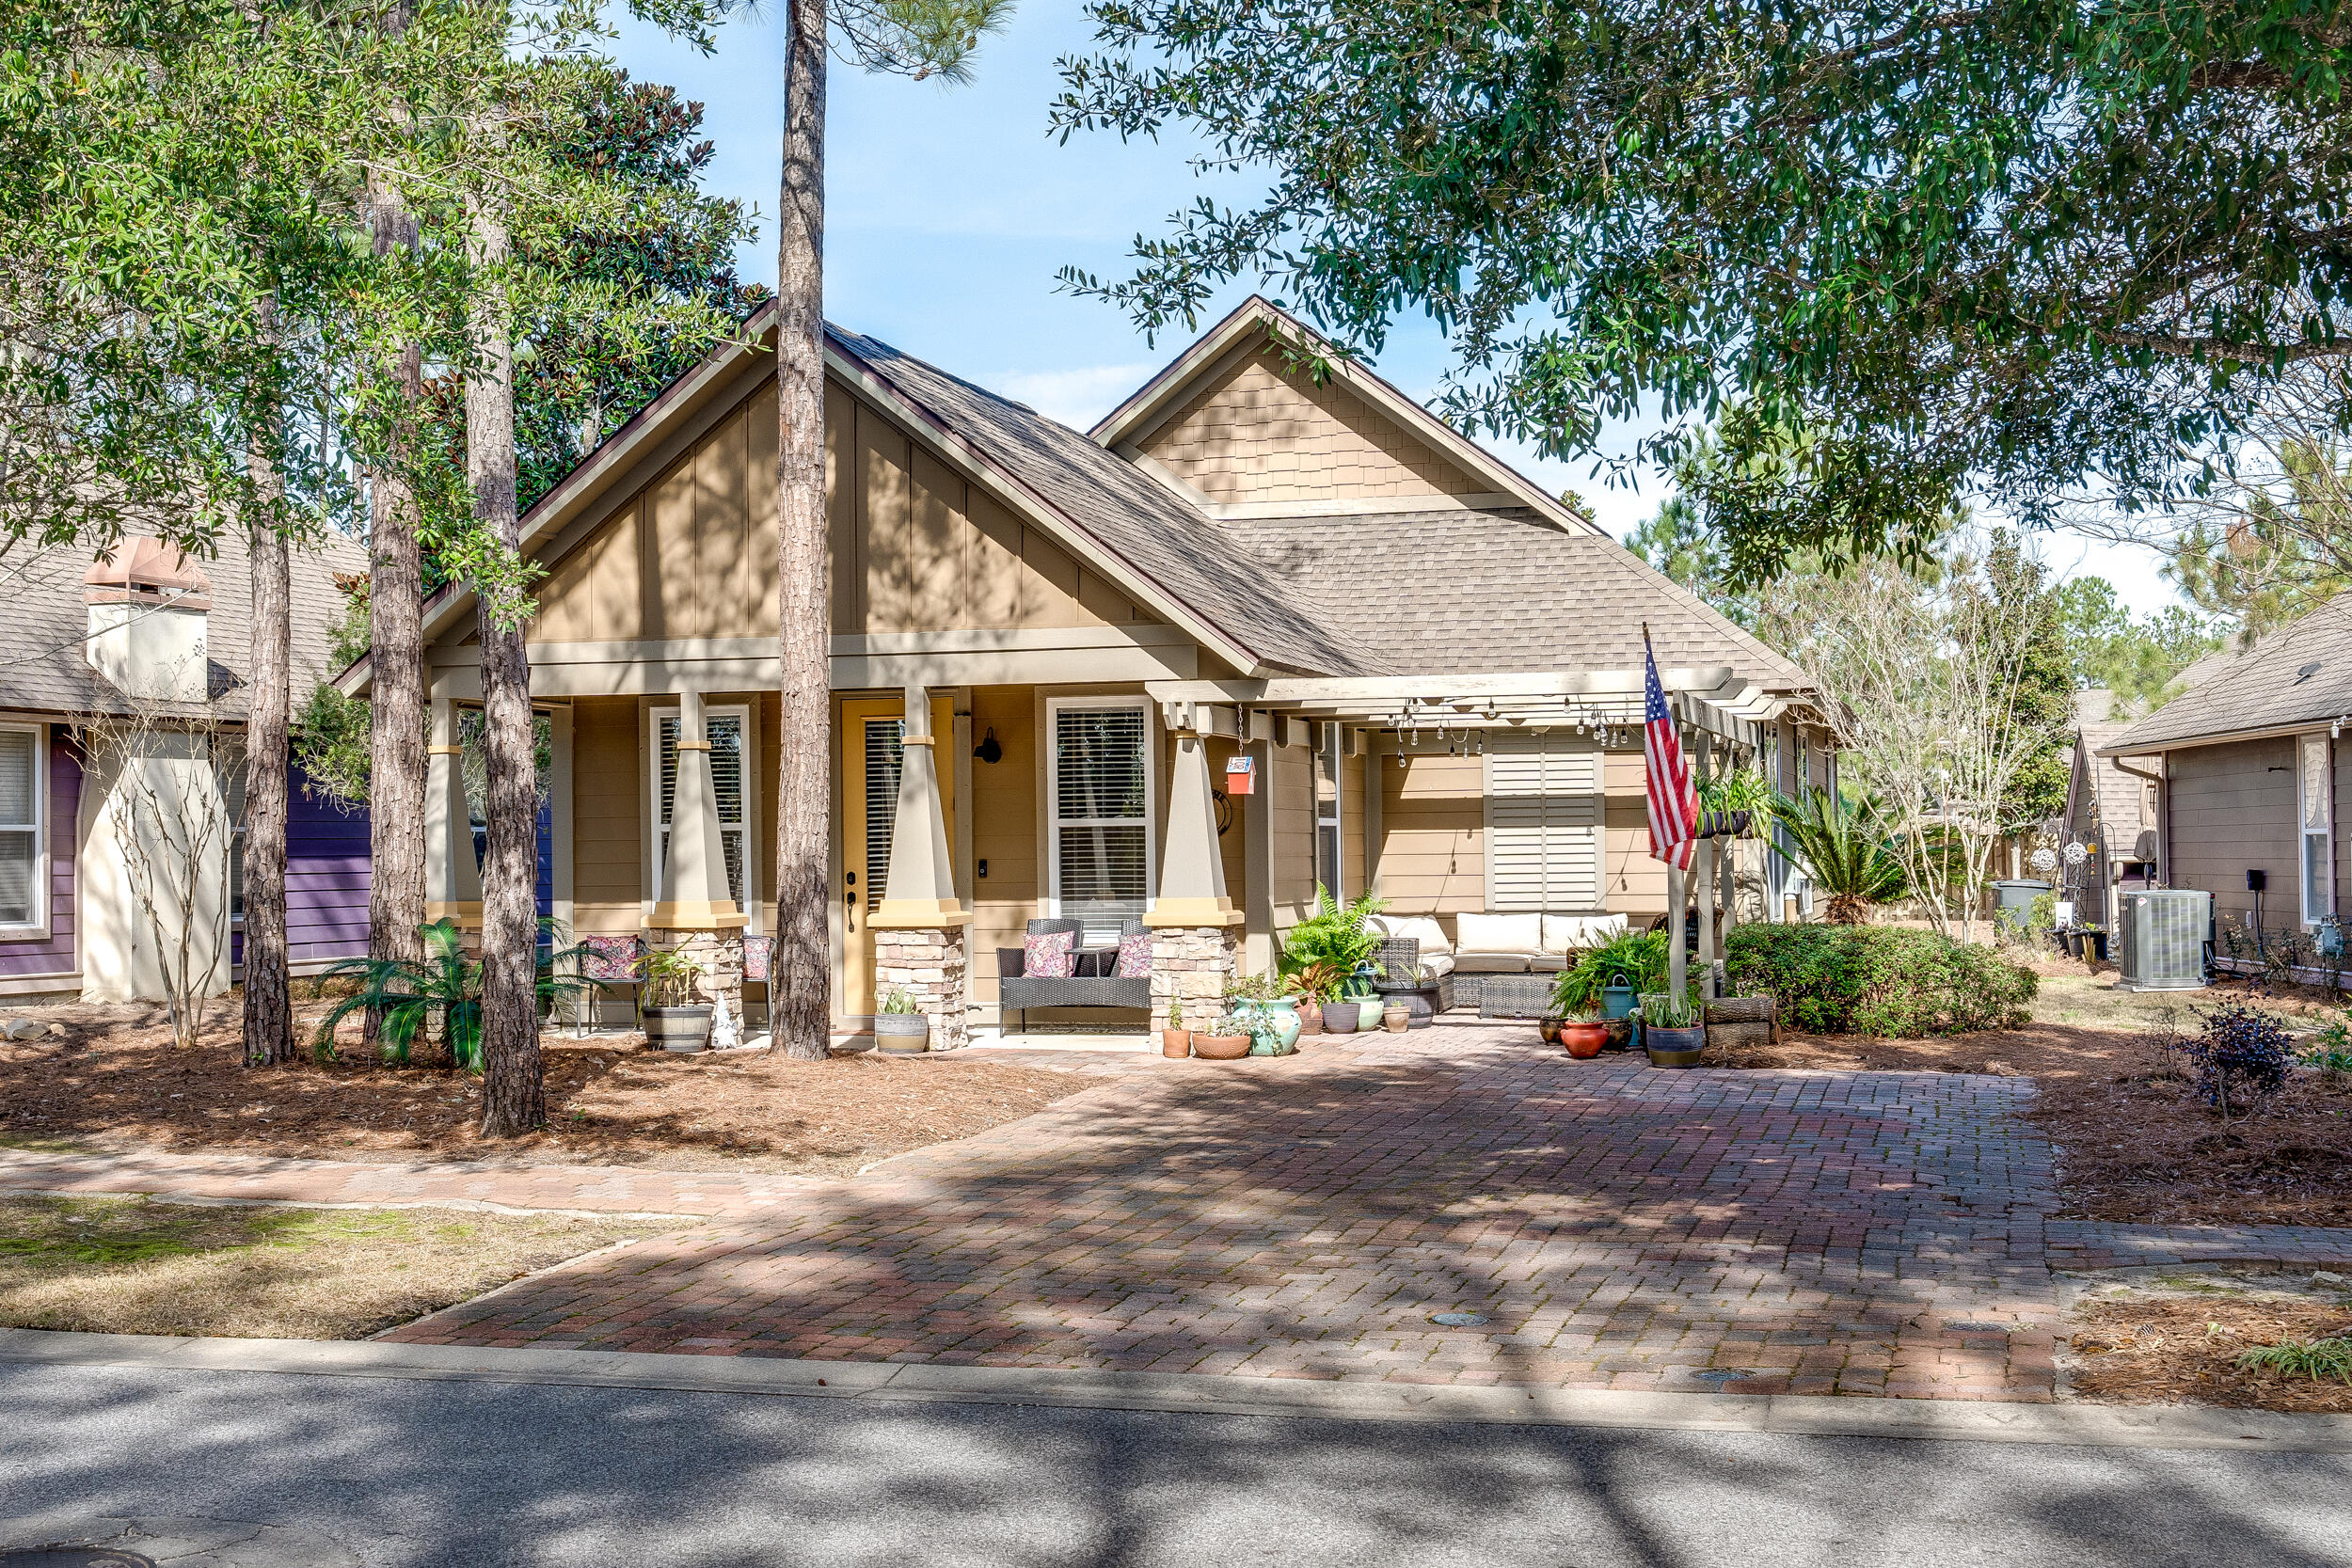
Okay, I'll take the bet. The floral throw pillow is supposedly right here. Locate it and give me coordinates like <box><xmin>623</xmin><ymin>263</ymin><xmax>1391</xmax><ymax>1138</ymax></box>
<box><xmin>1115</xmin><ymin>930</ymin><xmax>1153</xmax><ymax>978</ymax></box>
<box><xmin>1022</xmin><ymin>928</ymin><xmax>1077</xmax><ymax>979</ymax></box>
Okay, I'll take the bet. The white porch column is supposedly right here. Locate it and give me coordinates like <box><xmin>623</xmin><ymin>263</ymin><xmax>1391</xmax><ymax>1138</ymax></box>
<box><xmin>1692</xmin><ymin>729</ymin><xmax>1718</xmax><ymax>999</ymax></box>
<box><xmin>424</xmin><ymin>694</ymin><xmax>481</xmax><ymax>929</ymax></box>
<box><xmin>868</xmin><ymin>684</ymin><xmax>970</xmax><ymax>1050</ymax></box>
<box><xmin>650</xmin><ymin>689</ymin><xmax>747</xmax><ymax>1045</ymax></box>
<box><xmin>1144</xmin><ymin>715</ymin><xmax>1244</xmax><ymax>1030</ymax></box>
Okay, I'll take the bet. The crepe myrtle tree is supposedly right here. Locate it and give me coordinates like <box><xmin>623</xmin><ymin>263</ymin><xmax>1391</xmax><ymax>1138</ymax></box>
<box><xmin>1052</xmin><ymin>0</ymin><xmax>2352</xmax><ymax>579</ymax></box>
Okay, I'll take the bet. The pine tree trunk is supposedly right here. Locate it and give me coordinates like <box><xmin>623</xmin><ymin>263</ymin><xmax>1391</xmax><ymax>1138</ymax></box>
<box><xmin>772</xmin><ymin>0</ymin><xmax>831</xmax><ymax>1059</ymax></box>
<box><xmin>366</xmin><ymin>178</ymin><xmax>427</xmax><ymax>1040</ymax></box>
<box><xmin>467</xmin><ymin>196</ymin><xmax>543</xmax><ymax>1137</ymax></box>
<box><xmin>243</xmin><ymin>425</ymin><xmax>293</xmax><ymax>1068</ymax></box>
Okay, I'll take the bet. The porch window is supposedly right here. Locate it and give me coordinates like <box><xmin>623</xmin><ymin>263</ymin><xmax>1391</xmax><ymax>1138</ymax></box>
<box><xmin>2301</xmin><ymin>732</ymin><xmax>2334</xmax><ymax>927</ymax></box>
<box><xmin>1484</xmin><ymin>731</ymin><xmax>1601</xmax><ymax>911</ymax></box>
<box><xmin>1048</xmin><ymin>698</ymin><xmax>1152</xmax><ymax>941</ymax></box>
<box><xmin>0</xmin><ymin>725</ymin><xmax>40</xmax><ymax>930</ymax></box>
<box><xmin>654</xmin><ymin>705</ymin><xmax>749</xmax><ymax>910</ymax></box>
<box><xmin>1314</xmin><ymin>723</ymin><xmax>1343</xmax><ymax>895</ymax></box>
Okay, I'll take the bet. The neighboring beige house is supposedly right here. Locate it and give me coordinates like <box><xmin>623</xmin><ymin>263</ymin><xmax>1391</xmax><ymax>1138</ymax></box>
<box><xmin>344</xmin><ymin>296</ymin><xmax>1822</xmax><ymax>1040</ymax></box>
<box><xmin>2063</xmin><ymin>691</ymin><xmax>2159</xmax><ymax>928</ymax></box>
<box><xmin>2100</xmin><ymin>594</ymin><xmax>2351</xmax><ymax>947</ymax></box>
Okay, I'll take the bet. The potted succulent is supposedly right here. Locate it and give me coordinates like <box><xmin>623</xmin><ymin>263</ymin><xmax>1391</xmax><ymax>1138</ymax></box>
<box><xmin>640</xmin><ymin>945</ymin><xmax>713</xmax><ymax>1052</ymax></box>
<box><xmin>1640</xmin><ymin>990</ymin><xmax>1707</xmax><ymax>1068</ymax></box>
<box><xmin>1193</xmin><ymin>1011</ymin><xmax>1253</xmax><ymax>1059</ymax></box>
<box><xmin>1558</xmin><ymin>1009</ymin><xmax>1609</xmax><ymax>1059</ymax></box>
<box><xmin>1161</xmin><ymin>997</ymin><xmax>1192</xmax><ymax>1059</ymax></box>
<box><xmin>874</xmin><ymin>988</ymin><xmax>930</xmax><ymax>1054</ymax></box>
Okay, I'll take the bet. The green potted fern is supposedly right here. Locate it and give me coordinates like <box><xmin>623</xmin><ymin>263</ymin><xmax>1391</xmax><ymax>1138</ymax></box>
<box><xmin>875</xmin><ymin>988</ymin><xmax>930</xmax><ymax>1053</ymax></box>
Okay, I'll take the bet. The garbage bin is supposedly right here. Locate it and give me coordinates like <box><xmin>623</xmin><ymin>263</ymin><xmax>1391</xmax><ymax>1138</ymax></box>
<box><xmin>1993</xmin><ymin>879</ymin><xmax>2051</xmax><ymax>932</ymax></box>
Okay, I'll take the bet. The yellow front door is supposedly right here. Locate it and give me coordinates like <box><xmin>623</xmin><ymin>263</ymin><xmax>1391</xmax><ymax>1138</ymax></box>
<box><xmin>839</xmin><ymin>694</ymin><xmax>957</xmax><ymax>1016</ymax></box>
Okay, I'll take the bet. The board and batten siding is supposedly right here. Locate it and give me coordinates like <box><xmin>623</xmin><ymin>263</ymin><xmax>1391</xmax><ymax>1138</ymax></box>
<box><xmin>528</xmin><ymin>379</ymin><xmax>1159</xmax><ymax>647</ymax></box>
<box><xmin>0</xmin><ymin>725</ymin><xmax>79</xmax><ymax>981</ymax></box>
<box><xmin>968</xmin><ymin>685</ymin><xmax>1039</xmax><ymax>1012</ymax></box>
<box><xmin>570</xmin><ymin>695</ymin><xmax>644</xmax><ymax>935</ymax></box>
<box><xmin>2166</xmin><ymin>736</ymin><xmax>2299</xmax><ymax>932</ymax></box>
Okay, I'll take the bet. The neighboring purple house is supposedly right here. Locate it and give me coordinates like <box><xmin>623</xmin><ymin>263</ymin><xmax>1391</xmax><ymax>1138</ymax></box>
<box><xmin>0</xmin><ymin>534</ymin><xmax>372</xmax><ymax>1002</ymax></box>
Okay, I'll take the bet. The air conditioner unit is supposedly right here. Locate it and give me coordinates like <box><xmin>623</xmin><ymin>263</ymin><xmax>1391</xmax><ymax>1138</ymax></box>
<box><xmin>2116</xmin><ymin>889</ymin><xmax>2211</xmax><ymax>991</ymax></box>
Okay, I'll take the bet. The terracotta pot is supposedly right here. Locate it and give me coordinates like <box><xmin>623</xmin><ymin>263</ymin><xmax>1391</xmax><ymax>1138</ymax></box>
<box><xmin>1296</xmin><ymin>1003</ymin><xmax>1324</xmax><ymax>1037</ymax></box>
<box><xmin>1382</xmin><ymin>1005</ymin><xmax>1409</xmax><ymax>1034</ymax></box>
<box><xmin>1161</xmin><ymin>1028</ymin><xmax>1191</xmax><ymax>1059</ymax></box>
<box><xmin>1559</xmin><ymin>1021</ymin><xmax>1608</xmax><ymax>1058</ymax></box>
<box><xmin>1193</xmin><ymin>1032</ymin><xmax>1251</xmax><ymax>1060</ymax></box>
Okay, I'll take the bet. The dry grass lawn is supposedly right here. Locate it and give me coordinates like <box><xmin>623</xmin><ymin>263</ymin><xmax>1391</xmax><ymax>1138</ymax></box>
<box><xmin>0</xmin><ymin>1196</ymin><xmax>664</xmax><ymax>1338</ymax></box>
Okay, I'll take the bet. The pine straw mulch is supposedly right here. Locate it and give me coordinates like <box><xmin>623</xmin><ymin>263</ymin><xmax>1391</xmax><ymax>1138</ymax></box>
<box><xmin>2065</xmin><ymin>1282</ymin><xmax>2352</xmax><ymax>1414</ymax></box>
<box><xmin>0</xmin><ymin>1000</ymin><xmax>1085</xmax><ymax>1174</ymax></box>
<box><xmin>1702</xmin><ymin>971</ymin><xmax>2352</xmax><ymax>1229</ymax></box>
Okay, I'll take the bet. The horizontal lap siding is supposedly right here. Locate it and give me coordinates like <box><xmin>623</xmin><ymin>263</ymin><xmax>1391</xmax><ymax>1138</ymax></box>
<box><xmin>0</xmin><ymin>726</ymin><xmax>79</xmax><ymax>978</ymax></box>
<box><xmin>1376</xmin><ymin>752</ymin><xmax>1484</xmax><ymax>923</ymax></box>
<box><xmin>1270</xmin><ymin>742</ymin><xmax>1317</xmax><ymax>929</ymax></box>
<box><xmin>285</xmin><ymin>765</ymin><xmax>372</xmax><ymax>963</ymax></box>
<box><xmin>1604</xmin><ymin>751</ymin><xmax>1668</xmax><ymax>917</ymax></box>
<box><xmin>2168</xmin><ymin>737</ymin><xmax>2297</xmax><ymax>931</ymax></box>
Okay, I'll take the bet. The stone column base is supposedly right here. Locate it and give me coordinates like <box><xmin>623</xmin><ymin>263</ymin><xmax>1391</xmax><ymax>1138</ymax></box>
<box><xmin>1149</xmin><ymin>926</ymin><xmax>1240</xmax><ymax>1032</ymax></box>
<box><xmin>653</xmin><ymin>927</ymin><xmax>746</xmax><ymax>1049</ymax></box>
<box><xmin>873</xmin><ymin>926</ymin><xmax>968</xmax><ymax>1052</ymax></box>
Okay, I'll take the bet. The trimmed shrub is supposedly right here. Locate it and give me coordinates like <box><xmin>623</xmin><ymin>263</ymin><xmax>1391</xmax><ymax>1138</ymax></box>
<box><xmin>1724</xmin><ymin>925</ymin><xmax>2037</xmax><ymax>1037</ymax></box>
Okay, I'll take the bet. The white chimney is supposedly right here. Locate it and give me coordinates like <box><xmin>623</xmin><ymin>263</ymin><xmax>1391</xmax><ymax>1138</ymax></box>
<box><xmin>84</xmin><ymin>539</ymin><xmax>213</xmax><ymax>703</ymax></box>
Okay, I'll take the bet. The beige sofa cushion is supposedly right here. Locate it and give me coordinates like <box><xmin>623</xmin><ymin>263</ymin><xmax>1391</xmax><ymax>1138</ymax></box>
<box><xmin>1455</xmin><ymin>911</ymin><xmax>1545</xmax><ymax>957</ymax></box>
<box><xmin>1452</xmin><ymin>952</ymin><xmax>1533</xmax><ymax>974</ymax></box>
<box><xmin>1543</xmin><ymin>913</ymin><xmax>1629</xmax><ymax>955</ymax></box>
<box><xmin>1368</xmin><ymin>913</ymin><xmax>1454</xmax><ymax>958</ymax></box>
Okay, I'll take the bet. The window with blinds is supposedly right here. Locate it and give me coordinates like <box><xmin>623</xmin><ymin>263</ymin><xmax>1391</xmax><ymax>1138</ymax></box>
<box><xmin>863</xmin><ymin>718</ymin><xmax>903</xmax><ymax>912</ymax></box>
<box><xmin>1314</xmin><ymin>724</ymin><xmax>1343</xmax><ymax>895</ymax></box>
<box><xmin>2302</xmin><ymin>732</ymin><xmax>2334</xmax><ymax>926</ymax></box>
<box><xmin>1049</xmin><ymin>700</ymin><xmax>1152</xmax><ymax>941</ymax></box>
<box><xmin>0</xmin><ymin>727</ymin><xmax>40</xmax><ymax>928</ymax></box>
<box><xmin>1484</xmin><ymin>732</ymin><xmax>1601</xmax><ymax>911</ymax></box>
<box><xmin>656</xmin><ymin>709</ymin><xmax>748</xmax><ymax>908</ymax></box>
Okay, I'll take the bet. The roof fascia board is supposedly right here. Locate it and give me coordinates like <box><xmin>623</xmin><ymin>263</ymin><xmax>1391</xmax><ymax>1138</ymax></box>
<box><xmin>2097</xmin><ymin>719</ymin><xmax>2345</xmax><ymax>756</ymax></box>
<box><xmin>1095</xmin><ymin>296</ymin><xmax>1602</xmax><ymax>538</ymax></box>
<box><xmin>823</xmin><ymin>338</ymin><xmax>1265</xmax><ymax>677</ymax></box>
<box><xmin>1147</xmin><ymin>668</ymin><xmax>1742</xmax><ymax>705</ymax></box>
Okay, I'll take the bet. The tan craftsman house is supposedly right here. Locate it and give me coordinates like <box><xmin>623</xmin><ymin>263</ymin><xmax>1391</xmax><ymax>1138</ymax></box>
<box><xmin>345</xmin><ymin>297</ymin><xmax>1823</xmax><ymax>1043</ymax></box>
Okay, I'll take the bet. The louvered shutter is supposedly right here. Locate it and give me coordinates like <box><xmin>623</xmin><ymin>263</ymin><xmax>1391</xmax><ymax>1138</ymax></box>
<box><xmin>1485</xmin><ymin>734</ymin><xmax>1601</xmax><ymax>911</ymax></box>
<box><xmin>863</xmin><ymin>719</ymin><xmax>903</xmax><ymax>912</ymax></box>
<box><xmin>1052</xmin><ymin>703</ymin><xmax>1150</xmax><ymax>942</ymax></box>
<box><xmin>657</xmin><ymin>711</ymin><xmax>748</xmax><ymax>907</ymax></box>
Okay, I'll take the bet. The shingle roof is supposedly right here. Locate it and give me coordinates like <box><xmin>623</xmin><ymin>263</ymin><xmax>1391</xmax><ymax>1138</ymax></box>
<box><xmin>2106</xmin><ymin>593</ymin><xmax>2352</xmax><ymax>752</ymax></box>
<box><xmin>0</xmin><ymin>530</ymin><xmax>364</xmax><ymax>721</ymax></box>
<box><xmin>2074</xmin><ymin>721</ymin><xmax>2150</xmax><ymax>850</ymax></box>
<box><xmin>1232</xmin><ymin>508</ymin><xmax>1810</xmax><ymax>686</ymax></box>
<box><xmin>834</xmin><ymin>333</ymin><xmax>1795</xmax><ymax>689</ymax></box>
<box><xmin>831</xmin><ymin>328</ymin><xmax>1377</xmax><ymax>676</ymax></box>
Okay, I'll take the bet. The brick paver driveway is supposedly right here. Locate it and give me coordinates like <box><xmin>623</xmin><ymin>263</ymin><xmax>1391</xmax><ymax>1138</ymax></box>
<box><xmin>389</xmin><ymin>1026</ymin><xmax>2085</xmax><ymax>1401</ymax></box>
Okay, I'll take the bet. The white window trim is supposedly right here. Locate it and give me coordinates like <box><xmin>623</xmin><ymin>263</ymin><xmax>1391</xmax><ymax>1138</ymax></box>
<box><xmin>1044</xmin><ymin>694</ymin><xmax>1157</xmax><ymax>920</ymax></box>
<box><xmin>1314</xmin><ymin>722</ymin><xmax>1344</xmax><ymax>898</ymax></box>
<box><xmin>646</xmin><ymin>701</ymin><xmax>761</xmax><ymax>930</ymax></box>
<box><xmin>2299</xmin><ymin>730</ymin><xmax>2336</xmax><ymax>928</ymax></box>
<box><xmin>0</xmin><ymin>721</ymin><xmax>47</xmax><ymax>941</ymax></box>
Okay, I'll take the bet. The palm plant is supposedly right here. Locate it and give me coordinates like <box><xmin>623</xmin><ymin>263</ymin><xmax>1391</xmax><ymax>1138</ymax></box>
<box><xmin>1772</xmin><ymin>788</ymin><xmax>1909</xmax><ymax>924</ymax></box>
<box><xmin>312</xmin><ymin>919</ymin><xmax>596</xmax><ymax>1069</ymax></box>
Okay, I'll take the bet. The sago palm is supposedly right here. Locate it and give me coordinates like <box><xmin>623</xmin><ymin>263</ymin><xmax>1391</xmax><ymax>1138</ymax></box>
<box><xmin>313</xmin><ymin>918</ymin><xmax>596</xmax><ymax>1069</ymax></box>
<box><xmin>1772</xmin><ymin>789</ymin><xmax>1908</xmax><ymax>924</ymax></box>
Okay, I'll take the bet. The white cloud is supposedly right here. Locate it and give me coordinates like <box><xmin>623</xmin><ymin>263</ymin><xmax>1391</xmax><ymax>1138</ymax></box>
<box><xmin>990</xmin><ymin>364</ymin><xmax>1161</xmax><ymax>430</ymax></box>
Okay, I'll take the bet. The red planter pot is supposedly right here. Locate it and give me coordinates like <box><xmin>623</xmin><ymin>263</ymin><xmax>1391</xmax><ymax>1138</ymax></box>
<box><xmin>1558</xmin><ymin>1022</ymin><xmax>1609</xmax><ymax>1059</ymax></box>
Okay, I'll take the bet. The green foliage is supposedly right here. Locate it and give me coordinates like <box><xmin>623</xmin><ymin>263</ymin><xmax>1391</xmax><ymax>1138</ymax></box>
<box><xmin>312</xmin><ymin>918</ymin><xmax>595</xmax><ymax>1069</ymax></box>
<box><xmin>1724</xmin><ymin>926</ymin><xmax>2038</xmax><ymax>1037</ymax></box>
<box><xmin>1638</xmin><ymin>990</ymin><xmax>1701</xmax><ymax>1030</ymax></box>
<box><xmin>1278</xmin><ymin>884</ymin><xmax>1387</xmax><ymax>998</ymax></box>
<box><xmin>2304</xmin><ymin>1017</ymin><xmax>2352</xmax><ymax>1084</ymax></box>
<box><xmin>2056</xmin><ymin>578</ymin><xmax>2222</xmax><ymax>719</ymax></box>
<box><xmin>639</xmin><ymin>945</ymin><xmax>706</xmax><ymax>1010</ymax></box>
<box><xmin>1050</xmin><ymin>0</ymin><xmax>2352</xmax><ymax>574</ymax></box>
<box><xmin>2236</xmin><ymin>1338</ymin><xmax>2352</xmax><ymax>1385</ymax></box>
<box><xmin>1700</xmin><ymin>765</ymin><xmax>1773</xmax><ymax>818</ymax></box>
<box><xmin>294</xmin><ymin>685</ymin><xmax>373</xmax><ymax>811</ymax></box>
<box><xmin>1772</xmin><ymin>790</ymin><xmax>1908</xmax><ymax>924</ymax></box>
<box><xmin>1550</xmin><ymin>930</ymin><xmax>1669</xmax><ymax>1014</ymax></box>
<box><xmin>1971</xmin><ymin>533</ymin><xmax>2074</xmax><ymax>829</ymax></box>
<box><xmin>2168</xmin><ymin>438</ymin><xmax>2352</xmax><ymax>641</ymax></box>
<box><xmin>879</xmin><ymin>988</ymin><xmax>919</xmax><ymax>1015</ymax></box>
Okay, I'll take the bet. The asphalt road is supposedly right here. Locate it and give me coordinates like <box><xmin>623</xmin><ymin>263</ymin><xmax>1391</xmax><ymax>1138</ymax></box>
<box><xmin>5</xmin><ymin>1363</ymin><xmax>2349</xmax><ymax>1567</ymax></box>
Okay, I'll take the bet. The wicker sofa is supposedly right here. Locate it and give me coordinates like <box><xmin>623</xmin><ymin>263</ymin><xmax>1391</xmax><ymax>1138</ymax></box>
<box><xmin>995</xmin><ymin>917</ymin><xmax>1150</xmax><ymax>1028</ymax></box>
<box><xmin>1365</xmin><ymin>912</ymin><xmax>1629</xmax><ymax>1016</ymax></box>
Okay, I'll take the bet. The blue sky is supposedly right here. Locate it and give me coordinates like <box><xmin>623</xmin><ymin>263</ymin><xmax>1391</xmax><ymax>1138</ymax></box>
<box><xmin>610</xmin><ymin>4</ymin><xmax>2181</xmax><ymax>610</ymax></box>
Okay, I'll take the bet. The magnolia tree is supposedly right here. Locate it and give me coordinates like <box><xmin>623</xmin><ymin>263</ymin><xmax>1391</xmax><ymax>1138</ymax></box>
<box><xmin>1755</xmin><ymin>534</ymin><xmax>2072</xmax><ymax>943</ymax></box>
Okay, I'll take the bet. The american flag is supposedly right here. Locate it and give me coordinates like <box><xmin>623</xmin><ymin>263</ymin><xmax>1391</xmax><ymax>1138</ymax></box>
<box><xmin>1643</xmin><ymin>627</ymin><xmax>1699</xmax><ymax>871</ymax></box>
